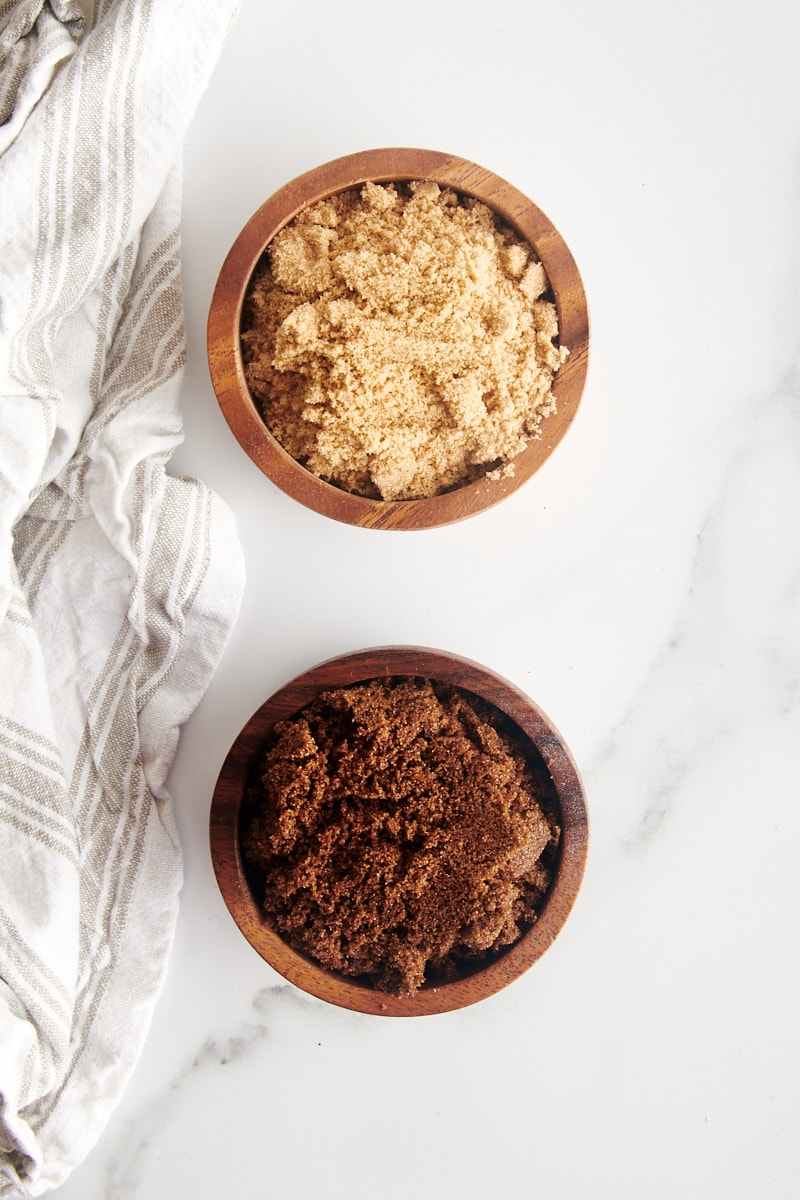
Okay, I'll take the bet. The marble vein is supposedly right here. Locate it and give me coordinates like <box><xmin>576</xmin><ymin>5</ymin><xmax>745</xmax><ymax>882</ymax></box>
<box><xmin>99</xmin><ymin>984</ymin><xmax>318</xmax><ymax>1200</ymax></box>
<box><xmin>586</xmin><ymin>347</ymin><xmax>800</xmax><ymax>854</ymax></box>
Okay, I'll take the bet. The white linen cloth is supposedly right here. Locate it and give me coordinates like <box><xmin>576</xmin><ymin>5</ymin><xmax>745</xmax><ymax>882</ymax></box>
<box><xmin>0</xmin><ymin>1</ymin><xmax>244</xmax><ymax>1193</ymax></box>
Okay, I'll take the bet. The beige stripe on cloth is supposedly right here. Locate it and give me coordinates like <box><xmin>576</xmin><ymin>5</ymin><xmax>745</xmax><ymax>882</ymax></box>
<box><xmin>0</xmin><ymin>1</ymin><xmax>244</xmax><ymax>1194</ymax></box>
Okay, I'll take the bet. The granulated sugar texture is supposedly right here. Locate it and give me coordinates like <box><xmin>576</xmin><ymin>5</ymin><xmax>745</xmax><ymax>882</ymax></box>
<box><xmin>240</xmin><ymin>678</ymin><xmax>561</xmax><ymax>997</ymax></box>
<box><xmin>241</xmin><ymin>180</ymin><xmax>568</xmax><ymax>501</ymax></box>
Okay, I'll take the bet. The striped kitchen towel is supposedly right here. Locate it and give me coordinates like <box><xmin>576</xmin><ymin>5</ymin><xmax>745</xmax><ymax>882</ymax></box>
<box><xmin>0</xmin><ymin>1</ymin><xmax>244</xmax><ymax>1194</ymax></box>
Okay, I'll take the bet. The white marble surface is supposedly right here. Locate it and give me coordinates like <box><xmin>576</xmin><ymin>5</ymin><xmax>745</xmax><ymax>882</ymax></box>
<box><xmin>55</xmin><ymin>1</ymin><xmax>800</xmax><ymax>1196</ymax></box>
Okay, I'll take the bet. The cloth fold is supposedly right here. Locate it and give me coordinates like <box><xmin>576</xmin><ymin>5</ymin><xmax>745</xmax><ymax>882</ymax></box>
<box><xmin>0</xmin><ymin>1</ymin><xmax>244</xmax><ymax>1194</ymax></box>
<box><xmin>0</xmin><ymin>0</ymin><xmax>91</xmax><ymax>156</ymax></box>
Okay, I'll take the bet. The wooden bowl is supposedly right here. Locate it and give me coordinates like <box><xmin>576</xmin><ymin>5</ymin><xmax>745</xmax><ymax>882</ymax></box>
<box><xmin>209</xmin><ymin>647</ymin><xmax>588</xmax><ymax>1016</ymax></box>
<box><xmin>207</xmin><ymin>148</ymin><xmax>589</xmax><ymax>530</ymax></box>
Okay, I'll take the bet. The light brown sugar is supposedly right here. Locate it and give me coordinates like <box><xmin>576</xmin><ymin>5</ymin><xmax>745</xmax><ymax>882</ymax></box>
<box><xmin>241</xmin><ymin>180</ymin><xmax>567</xmax><ymax>501</ymax></box>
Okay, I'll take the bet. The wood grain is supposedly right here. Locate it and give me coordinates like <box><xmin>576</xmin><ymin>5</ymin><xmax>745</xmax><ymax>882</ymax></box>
<box><xmin>206</xmin><ymin>148</ymin><xmax>590</xmax><ymax>531</ymax></box>
<box><xmin>209</xmin><ymin>647</ymin><xmax>589</xmax><ymax>1017</ymax></box>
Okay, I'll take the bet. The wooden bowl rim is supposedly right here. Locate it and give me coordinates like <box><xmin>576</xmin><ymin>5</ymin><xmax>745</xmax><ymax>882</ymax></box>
<box><xmin>206</xmin><ymin>147</ymin><xmax>590</xmax><ymax>531</ymax></box>
<box><xmin>209</xmin><ymin>646</ymin><xmax>589</xmax><ymax>1017</ymax></box>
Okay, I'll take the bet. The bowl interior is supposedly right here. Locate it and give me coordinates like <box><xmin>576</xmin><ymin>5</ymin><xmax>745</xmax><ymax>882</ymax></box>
<box><xmin>209</xmin><ymin>647</ymin><xmax>588</xmax><ymax>1016</ymax></box>
<box><xmin>207</xmin><ymin>149</ymin><xmax>589</xmax><ymax>531</ymax></box>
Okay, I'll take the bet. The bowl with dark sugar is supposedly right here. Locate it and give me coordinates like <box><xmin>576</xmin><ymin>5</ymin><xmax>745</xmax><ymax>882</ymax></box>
<box><xmin>206</xmin><ymin>148</ymin><xmax>589</xmax><ymax>531</ymax></box>
<box><xmin>209</xmin><ymin>646</ymin><xmax>588</xmax><ymax>1016</ymax></box>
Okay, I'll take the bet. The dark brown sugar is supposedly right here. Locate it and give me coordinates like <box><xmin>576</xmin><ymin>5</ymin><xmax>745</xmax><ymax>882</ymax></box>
<box><xmin>240</xmin><ymin>677</ymin><xmax>561</xmax><ymax>997</ymax></box>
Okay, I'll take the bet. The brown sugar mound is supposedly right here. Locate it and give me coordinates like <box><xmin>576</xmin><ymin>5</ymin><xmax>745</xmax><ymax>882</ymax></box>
<box><xmin>240</xmin><ymin>180</ymin><xmax>568</xmax><ymax>501</ymax></box>
<box><xmin>240</xmin><ymin>677</ymin><xmax>561</xmax><ymax>997</ymax></box>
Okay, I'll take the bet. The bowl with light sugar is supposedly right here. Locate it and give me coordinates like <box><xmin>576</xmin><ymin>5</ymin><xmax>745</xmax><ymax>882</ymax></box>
<box><xmin>207</xmin><ymin>148</ymin><xmax>589</xmax><ymax>530</ymax></box>
<box><xmin>209</xmin><ymin>646</ymin><xmax>589</xmax><ymax>1016</ymax></box>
